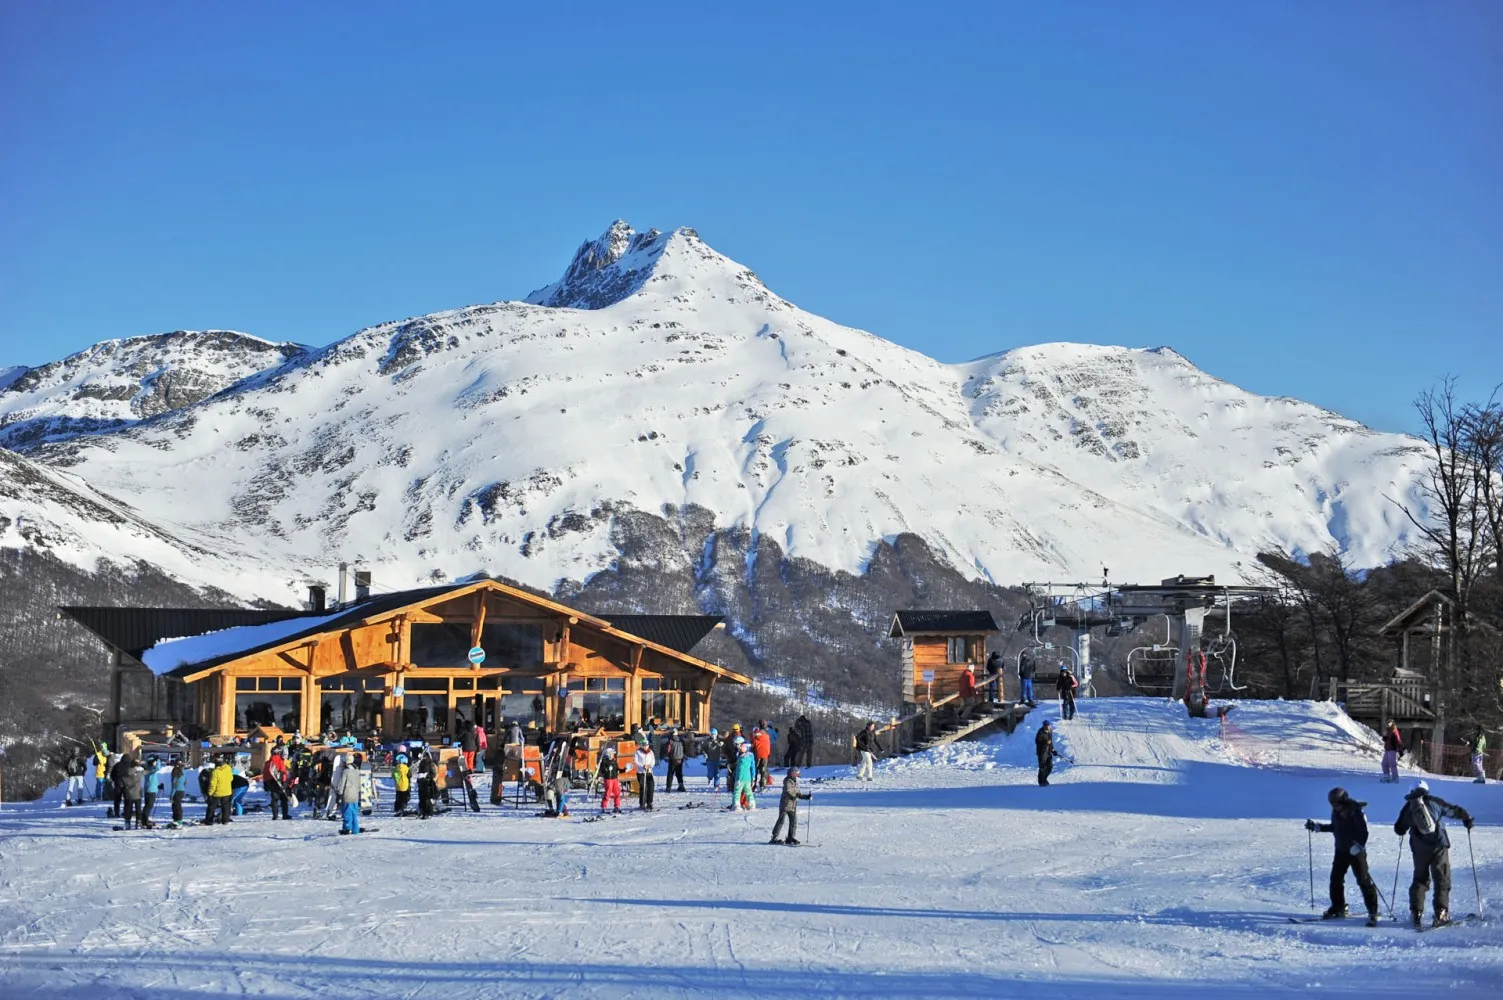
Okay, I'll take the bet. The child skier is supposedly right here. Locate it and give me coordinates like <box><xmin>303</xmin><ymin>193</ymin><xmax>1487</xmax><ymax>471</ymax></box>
<box><xmin>731</xmin><ymin>737</ymin><xmax>757</xmax><ymax>810</ymax></box>
<box><xmin>1393</xmin><ymin>780</ymin><xmax>1474</xmax><ymax>928</ymax></box>
<box><xmin>1304</xmin><ymin>787</ymin><xmax>1380</xmax><ymax>925</ymax></box>
<box><xmin>392</xmin><ymin>753</ymin><xmax>411</xmax><ymax>815</ymax></box>
<box><xmin>599</xmin><ymin>745</ymin><xmax>623</xmax><ymax>814</ymax></box>
<box><xmin>768</xmin><ymin>766</ymin><xmax>812</xmax><ymax>845</ymax></box>
<box><xmin>634</xmin><ymin>742</ymin><xmax>656</xmax><ymax>811</ymax></box>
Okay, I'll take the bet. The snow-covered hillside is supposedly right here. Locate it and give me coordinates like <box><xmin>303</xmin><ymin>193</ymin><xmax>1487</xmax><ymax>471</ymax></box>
<box><xmin>0</xmin><ymin>698</ymin><xmax>1497</xmax><ymax>998</ymax></box>
<box><xmin>2</xmin><ymin>222</ymin><xmax>1430</xmax><ymax>604</ymax></box>
<box><xmin>0</xmin><ymin>330</ymin><xmax>307</xmax><ymax>451</ymax></box>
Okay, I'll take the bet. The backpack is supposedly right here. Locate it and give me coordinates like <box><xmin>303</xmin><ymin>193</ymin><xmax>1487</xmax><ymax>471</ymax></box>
<box><xmin>1407</xmin><ymin>796</ymin><xmax>1440</xmax><ymax>843</ymax></box>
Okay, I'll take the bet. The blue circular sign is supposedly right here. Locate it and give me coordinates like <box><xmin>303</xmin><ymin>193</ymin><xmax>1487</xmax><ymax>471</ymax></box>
<box><xmin>467</xmin><ymin>646</ymin><xmax>486</xmax><ymax>665</ymax></box>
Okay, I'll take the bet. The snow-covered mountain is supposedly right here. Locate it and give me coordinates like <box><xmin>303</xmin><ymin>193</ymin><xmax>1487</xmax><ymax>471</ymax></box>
<box><xmin>4</xmin><ymin>222</ymin><xmax>1430</xmax><ymax>603</ymax></box>
<box><xmin>0</xmin><ymin>330</ymin><xmax>308</xmax><ymax>450</ymax></box>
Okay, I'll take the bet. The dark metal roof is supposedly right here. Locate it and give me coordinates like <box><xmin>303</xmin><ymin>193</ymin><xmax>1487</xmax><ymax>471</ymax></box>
<box><xmin>600</xmin><ymin>615</ymin><xmax>723</xmax><ymax>654</ymax></box>
<box><xmin>60</xmin><ymin>606</ymin><xmax>308</xmax><ymax>660</ymax></box>
<box><xmin>889</xmin><ymin>610</ymin><xmax>999</xmax><ymax>637</ymax></box>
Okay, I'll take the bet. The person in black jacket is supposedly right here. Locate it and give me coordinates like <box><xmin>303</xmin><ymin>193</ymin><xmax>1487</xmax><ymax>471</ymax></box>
<box><xmin>769</xmin><ymin>767</ymin><xmax>813</xmax><ymax>845</ymax></box>
<box><xmin>1394</xmin><ymin>780</ymin><xmax>1473</xmax><ymax>928</ymax></box>
<box><xmin>109</xmin><ymin>753</ymin><xmax>133</xmax><ymax>819</ymax></box>
<box><xmin>985</xmin><ymin>649</ymin><xmax>1003</xmax><ymax>702</ymax></box>
<box><xmin>1304</xmin><ymin>787</ymin><xmax>1380</xmax><ymax>924</ymax></box>
<box><xmin>853</xmin><ymin>723</ymin><xmax>882</xmax><ymax>781</ymax></box>
<box><xmin>1035</xmin><ymin>721</ymin><xmax>1059</xmax><ymax>786</ymax></box>
<box><xmin>664</xmin><ymin>731</ymin><xmax>687</xmax><ymax>792</ymax></box>
<box><xmin>1056</xmin><ymin>666</ymin><xmax>1077</xmax><ymax>720</ymax></box>
<box><xmin>795</xmin><ymin>715</ymin><xmax>814</xmax><ymax>768</ymax></box>
<box><xmin>1018</xmin><ymin>650</ymin><xmax>1037</xmax><ymax>706</ymax></box>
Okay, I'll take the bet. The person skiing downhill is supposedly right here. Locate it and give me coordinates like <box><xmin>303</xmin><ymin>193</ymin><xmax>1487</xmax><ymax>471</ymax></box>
<box><xmin>1056</xmin><ymin>666</ymin><xmax>1078</xmax><ymax>720</ymax></box>
<box><xmin>1304</xmin><ymin>787</ymin><xmax>1380</xmax><ymax>925</ymax></box>
<box><xmin>1393</xmin><ymin>780</ymin><xmax>1474</xmax><ymax>928</ymax></box>
<box><xmin>769</xmin><ymin>766</ymin><xmax>812</xmax><ymax>845</ymax></box>
<box><xmin>1036</xmin><ymin>720</ymin><xmax>1061</xmax><ymax>786</ymax></box>
<box><xmin>1381</xmin><ymin>719</ymin><xmax>1403</xmax><ymax>782</ymax></box>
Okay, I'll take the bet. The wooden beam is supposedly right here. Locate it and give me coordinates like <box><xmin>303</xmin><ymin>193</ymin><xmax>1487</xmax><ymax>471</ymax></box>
<box><xmin>470</xmin><ymin>592</ymin><xmax>488</xmax><ymax>670</ymax></box>
<box><xmin>629</xmin><ymin>645</ymin><xmax>645</xmax><ymax>674</ymax></box>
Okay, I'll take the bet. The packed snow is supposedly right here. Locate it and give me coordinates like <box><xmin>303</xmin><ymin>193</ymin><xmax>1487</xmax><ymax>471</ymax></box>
<box><xmin>2</xmin><ymin>222</ymin><xmax>1432</xmax><ymax>606</ymax></box>
<box><xmin>1</xmin><ymin>698</ymin><xmax>1497</xmax><ymax>998</ymax></box>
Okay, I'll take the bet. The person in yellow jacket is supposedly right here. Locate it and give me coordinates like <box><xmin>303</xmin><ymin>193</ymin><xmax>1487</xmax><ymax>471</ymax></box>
<box><xmin>92</xmin><ymin>743</ymin><xmax>109</xmax><ymax>801</ymax></box>
<box><xmin>392</xmin><ymin>755</ymin><xmax>412</xmax><ymax>815</ymax></box>
<box><xmin>208</xmin><ymin>758</ymin><xmax>235</xmax><ymax>826</ymax></box>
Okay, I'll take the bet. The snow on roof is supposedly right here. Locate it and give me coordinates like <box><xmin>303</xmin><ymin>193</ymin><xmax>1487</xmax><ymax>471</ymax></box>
<box><xmin>140</xmin><ymin>609</ymin><xmax>348</xmax><ymax>676</ymax></box>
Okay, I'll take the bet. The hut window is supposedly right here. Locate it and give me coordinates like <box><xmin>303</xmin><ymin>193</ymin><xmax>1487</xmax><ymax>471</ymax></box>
<box><xmin>947</xmin><ymin>637</ymin><xmax>978</xmax><ymax>663</ymax></box>
<box><xmin>479</xmin><ymin>624</ymin><xmax>544</xmax><ymax>670</ymax></box>
<box><xmin>410</xmin><ymin>623</ymin><xmax>473</xmax><ymax>667</ymax></box>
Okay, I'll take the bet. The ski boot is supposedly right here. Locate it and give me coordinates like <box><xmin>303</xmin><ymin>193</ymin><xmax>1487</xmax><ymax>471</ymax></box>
<box><xmin>1366</xmin><ymin>911</ymin><xmax>1380</xmax><ymax>927</ymax></box>
<box><xmin>1433</xmin><ymin>908</ymin><xmax>1450</xmax><ymax>928</ymax></box>
<box><xmin>1320</xmin><ymin>905</ymin><xmax>1348</xmax><ymax>920</ymax></box>
<box><xmin>1411</xmin><ymin>911</ymin><xmax>1423</xmax><ymax>930</ymax></box>
<box><xmin>785</xmin><ymin>838</ymin><xmax>800</xmax><ymax>846</ymax></box>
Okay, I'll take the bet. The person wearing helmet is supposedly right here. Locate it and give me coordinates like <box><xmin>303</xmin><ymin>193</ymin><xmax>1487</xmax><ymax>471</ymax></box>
<box><xmin>1380</xmin><ymin>719</ymin><xmax>1404</xmax><ymax>782</ymax></box>
<box><xmin>730</xmin><ymin>736</ymin><xmax>757</xmax><ymax>811</ymax></box>
<box><xmin>392</xmin><ymin>753</ymin><xmax>412</xmax><ymax>816</ymax></box>
<box><xmin>1394</xmin><ymin>779</ymin><xmax>1474</xmax><ymax>928</ymax></box>
<box><xmin>705</xmin><ymin>728</ymin><xmax>723</xmax><ymax>792</ymax></box>
<box><xmin>1056</xmin><ymin>665</ymin><xmax>1078</xmax><ymax>721</ymax></box>
<box><xmin>769</xmin><ymin>765</ymin><xmax>812</xmax><ymax>845</ymax></box>
<box><xmin>598</xmin><ymin>744</ymin><xmax>623</xmax><ymax>814</ymax></box>
<box><xmin>263</xmin><ymin>748</ymin><xmax>291</xmax><ymax>821</ymax></box>
<box><xmin>1304</xmin><ymin>787</ymin><xmax>1380</xmax><ymax>925</ymax></box>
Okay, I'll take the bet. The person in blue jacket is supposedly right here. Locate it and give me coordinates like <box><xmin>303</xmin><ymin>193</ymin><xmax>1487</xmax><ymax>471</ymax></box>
<box><xmin>169</xmin><ymin>762</ymin><xmax>188</xmax><ymax>825</ymax></box>
<box><xmin>140</xmin><ymin>757</ymin><xmax>162</xmax><ymax>829</ymax></box>
<box><xmin>1304</xmin><ymin>787</ymin><xmax>1379</xmax><ymax>925</ymax></box>
<box><xmin>730</xmin><ymin>737</ymin><xmax>757</xmax><ymax>811</ymax></box>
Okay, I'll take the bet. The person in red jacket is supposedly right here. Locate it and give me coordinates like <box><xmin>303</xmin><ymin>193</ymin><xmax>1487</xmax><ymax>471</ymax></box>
<box><xmin>957</xmin><ymin>664</ymin><xmax>979</xmax><ymax>722</ymax></box>
<box><xmin>263</xmin><ymin>749</ymin><xmax>292</xmax><ymax>820</ymax></box>
<box><xmin>1381</xmin><ymin>719</ymin><xmax>1403</xmax><ymax>783</ymax></box>
<box><xmin>752</xmin><ymin>725</ymin><xmax>772</xmax><ymax>792</ymax></box>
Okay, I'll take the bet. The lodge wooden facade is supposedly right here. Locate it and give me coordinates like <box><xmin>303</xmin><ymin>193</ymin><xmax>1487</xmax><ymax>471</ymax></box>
<box><xmin>889</xmin><ymin>610</ymin><xmax>1001</xmax><ymax>705</ymax></box>
<box><xmin>64</xmin><ymin>580</ymin><xmax>748</xmax><ymax>744</ymax></box>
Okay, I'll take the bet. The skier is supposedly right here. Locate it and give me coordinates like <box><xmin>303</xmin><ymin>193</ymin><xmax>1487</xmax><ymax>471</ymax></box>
<box><xmin>795</xmin><ymin>715</ymin><xmax>814</xmax><ymax>768</ymax></box>
<box><xmin>208</xmin><ymin>756</ymin><xmax>234</xmax><ymax>825</ymax></box>
<box><xmin>1035</xmin><ymin>720</ymin><xmax>1060</xmax><ymax>786</ymax></box>
<box><xmin>769</xmin><ymin>766</ymin><xmax>813</xmax><ymax>845</ymax></box>
<box><xmin>599</xmin><ymin>745</ymin><xmax>623</xmax><ymax>814</ymax></box>
<box><xmin>635</xmin><ymin>741</ymin><xmax>656</xmax><ymax>810</ymax></box>
<box><xmin>543</xmin><ymin>768</ymin><xmax>571</xmax><ymax>817</ymax></box>
<box><xmin>109</xmin><ymin>750</ymin><xmax>132</xmax><ymax>819</ymax></box>
<box><xmin>957</xmin><ymin>664</ymin><xmax>979</xmax><ymax>722</ymax></box>
<box><xmin>1381</xmin><ymin>719</ymin><xmax>1403</xmax><ymax>783</ymax></box>
<box><xmin>1018</xmin><ymin>649</ymin><xmax>1037</xmax><ymax>707</ymax></box>
<box><xmin>853</xmin><ymin>722</ymin><xmax>882</xmax><ymax>781</ymax></box>
<box><xmin>1304</xmin><ymin>787</ymin><xmax>1380</xmax><ymax>925</ymax></box>
<box><xmin>338</xmin><ymin>753</ymin><xmax>365</xmax><ymax>835</ymax></box>
<box><xmin>64</xmin><ymin>750</ymin><xmax>87</xmax><ymax>806</ymax></box>
<box><xmin>730</xmin><ymin>736</ymin><xmax>757</xmax><ymax>810</ymax></box>
<box><xmin>664</xmin><ymin>730</ymin><xmax>687</xmax><ymax>792</ymax></box>
<box><xmin>169</xmin><ymin>761</ymin><xmax>187</xmax><ymax>825</ymax></box>
<box><xmin>416</xmin><ymin>749</ymin><xmax>438</xmax><ymax>819</ymax></box>
<box><xmin>140</xmin><ymin>757</ymin><xmax>160</xmax><ymax>829</ymax></box>
<box><xmin>263</xmin><ymin>748</ymin><xmax>291</xmax><ymax>820</ymax></box>
<box><xmin>704</xmin><ymin>728</ymin><xmax>723</xmax><ymax>791</ymax></box>
<box><xmin>1469</xmin><ymin>727</ymin><xmax>1488</xmax><ymax>784</ymax></box>
<box><xmin>1393</xmin><ymin>779</ymin><xmax>1474</xmax><ymax>928</ymax></box>
<box><xmin>392</xmin><ymin>753</ymin><xmax>411</xmax><ymax>815</ymax></box>
<box><xmin>118</xmin><ymin>756</ymin><xmax>144</xmax><ymax>830</ymax></box>
<box><xmin>1056</xmin><ymin>666</ymin><xmax>1078</xmax><ymax>721</ymax></box>
<box><xmin>460</xmin><ymin>721</ymin><xmax>479</xmax><ymax>772</ymax></box>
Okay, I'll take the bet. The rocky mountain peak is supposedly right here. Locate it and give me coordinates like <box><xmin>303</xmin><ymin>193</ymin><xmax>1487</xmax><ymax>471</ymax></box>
<box><xmin>525</xmin><ymin>221</ymin><xmax>668</xmax><ymax>310</ymax></box>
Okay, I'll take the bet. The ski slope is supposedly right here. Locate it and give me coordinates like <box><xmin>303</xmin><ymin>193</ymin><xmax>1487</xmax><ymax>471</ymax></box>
<box><xmin>1</xmin><ymin>699</ymin><xmax>1499</xmax><ymax>998</ymax></box>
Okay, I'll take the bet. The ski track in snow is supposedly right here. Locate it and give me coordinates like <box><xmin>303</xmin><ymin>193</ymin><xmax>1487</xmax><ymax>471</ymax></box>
<box><xmin>1</xmin><ymin>699</ymin><xmax>1500</xmax><ymax>998</ymax></box>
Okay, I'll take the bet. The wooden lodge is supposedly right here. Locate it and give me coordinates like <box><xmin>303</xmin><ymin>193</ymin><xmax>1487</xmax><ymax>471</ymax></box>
<box><xmin>889</xmin><ymin>610</ymin><xmax>1000</xmax><ymax>707</ymax></box>
<box><xmin>62</xmin><ymin>579</ymin><xmax>749</xmax><ymax>747</ymax></box>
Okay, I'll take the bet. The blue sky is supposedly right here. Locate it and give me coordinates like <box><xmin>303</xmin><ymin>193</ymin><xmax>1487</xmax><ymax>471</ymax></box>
<box><xmin>1</xmin><ymin>1</ymin><xmax>1497</xmax><ymax>434</ymax></box>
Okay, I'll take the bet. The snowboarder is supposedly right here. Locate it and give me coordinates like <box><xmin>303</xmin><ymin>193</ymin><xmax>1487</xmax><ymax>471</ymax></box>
<box><xmin>1381</xmin><ymin>719</ymin><xmax>1403</xmax><ymax>783</ymax></box>
<box><xmin>853</xmin><ymin>722</ymin><xmax>882</xmax><ymax>781</ymax></box>
<box><xmin>1056</xmin><ymin>666</ymin><xmax>1077</xmax><ymax>721</ymax></box>
<box><xmin>1036</xmin><ymin>720</ymin><xmax>1060</xmax><ymax>786</ymax></box>
<box><xmin>664</xmin><ymin>730</ymin><xmax>687</xmax><ymax>792</ymax></box>
<box><xmin>731</xmin><ymin>736</ymin><xmax>757</xmax><ymax>810</ymax></box>
<box><xmin>264</xmin><ymin>748</ymin><xmax>291</xmax><ymax>820</ymax></box>
<box><xmin>1018</xmin><ymin>649</ymin><xmax>1037</xmax><ymax>706</ymax></box>
<box><xmin>769</xmin><ymin>766</ymin><xmax>813</xmax><ymax>845</ymax></box>
<box><xmin>1469</xmin><ymin>727</ymin><xmax>1488</xmax><ymax>784</ymax></box>
<box><xmin>635</xmin><ymin>741</ymin><xmax>657</xmax><ymax>810</ymax></box>
<box><xmin>64</xmin><ymin>750</ymin><xmax>87</xmax><ymax>806</ymax></box>
<box><xmin>392</xmin><ymin>753</ymin><xmax>411</xmax><ymax>815</ymax></box>
<box><xmin>705</xmin><ymin>728</ymin><xmax>723</xmax><ymax>791</ymax></box>
<box><xmin>1393</xmin><ymin>779</ymin><xmax>1474</xmax><ymax>928</ymax></box>
<box><xmin>1304</xmin><ymin>787</ymin><xmax>1380</xmax><ymax>925</ymax></box>
<box><xmin>118</xmin><ymin>756</ymin><xmax>144</xmax><ymax>830</ymax></box>
<box><xmin>599</xmin><ymin>745</ymin><xmax>623</xmax><ymax>814</ymax></box>
<box><xmin>338</xmin><ymin>753</ymin><xmax>365</xmax><ymax>834</ymax></box>
<box><xmin>169</xmin><ymin>761</ymin><xmax>187</xmax><ymax>825</ymax></box>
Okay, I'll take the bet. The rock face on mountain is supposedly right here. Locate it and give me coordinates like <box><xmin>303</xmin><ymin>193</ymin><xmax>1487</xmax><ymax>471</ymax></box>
<box><xmin>0</xmin><ymin>330</ymin><xmax>308</xmax><ymax>450</ymax></box>
<box><xmin>6</xmin><ymin>222</ymin><xmax>1430</xmax><ymax>606</ymax></box>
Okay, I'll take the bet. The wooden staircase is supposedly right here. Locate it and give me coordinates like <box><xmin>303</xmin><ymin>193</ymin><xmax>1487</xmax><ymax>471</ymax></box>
<box><xmin>878</xmin><ymin>670</ymin><xmax>1033</xmax><ymax>756</ymax></box>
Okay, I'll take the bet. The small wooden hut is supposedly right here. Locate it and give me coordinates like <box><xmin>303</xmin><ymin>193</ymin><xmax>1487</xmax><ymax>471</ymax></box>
<box><xmin>889</xmin><ymin>610</ymin><xmax>1000</xmax><ymax>707</ymax></box>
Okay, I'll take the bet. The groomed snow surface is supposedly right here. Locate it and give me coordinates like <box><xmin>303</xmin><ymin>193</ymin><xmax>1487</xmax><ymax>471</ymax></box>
<box><xmin>1</xmin><ymin>698</ymin><xmax>1499</xmax><ymax>999</ymax></box>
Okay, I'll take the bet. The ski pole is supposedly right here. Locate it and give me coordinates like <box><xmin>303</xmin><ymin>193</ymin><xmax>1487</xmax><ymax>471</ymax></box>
<box><xmin>805</xmin><ymin>796</ymin><xmax>813</xmax><ymax>847</ymax></box>
<box><xmin>1389</xmin><ymin>837</ymin><xmax>1403</xmax><ymax>919</ymax></box>
<box><xmin>1308</xmin><ymin>829</ymin><xmax>1315</xmax><ymax>911</ymax></box>
<box><xmin>1468</xmin><ymin>827</ymin><xmax>1483</xmax><ymax>916</ymax></box>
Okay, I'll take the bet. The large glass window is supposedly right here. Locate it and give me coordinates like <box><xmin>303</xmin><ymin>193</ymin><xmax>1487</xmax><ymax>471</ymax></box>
<box><xmin>410</xmin><ymin>623</ymin><xmax>473</xmax><ymax>667</ymax></box>
<box><xmin>640</xmin><ymin>677</ymin><xmax>683</xmax><ymax>727</ymax></box>
<box><xmin>480</xmin><ymin>624</ymin><xmax>544</xmax><ymax>670</ymax></box>
<box><xmin>318</xmin><ymin>675</ymin><xmax>382</xmax><ymax>735</ymax></box>
<box><xmin>233</xmin><ymin>677</ymin><xmax>302</xmax><ymax>731</ymax></box>
<box><xmin>403</xmin><ymin>694</ymin><xmax>449</xmax><ymax>737</ymax></box>
<box><xmin>565</xmin><ymin>676</ymin><xmax>625</xmax><ymax>730</ymax></box>
<box><xmin>499</xmin><ymin>676</ymin><xmax>545</xmax><ymax>726</ymax></box>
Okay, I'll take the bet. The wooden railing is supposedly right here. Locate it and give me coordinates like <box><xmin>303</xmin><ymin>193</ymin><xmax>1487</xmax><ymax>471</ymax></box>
<box><xmin>1329</xmin><ymin>680</ymin><xmax>1434</xmax><ymax>722</ymax></box>
<box><xmin>876</xmin><ymin>670</ymin><xmax>1008</xmax><ymax>752</ymax></box>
